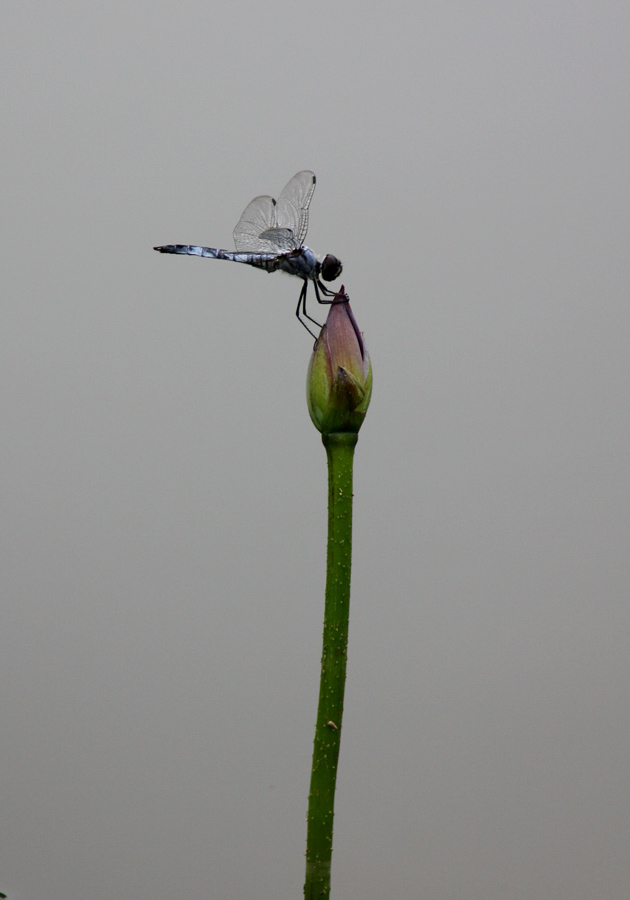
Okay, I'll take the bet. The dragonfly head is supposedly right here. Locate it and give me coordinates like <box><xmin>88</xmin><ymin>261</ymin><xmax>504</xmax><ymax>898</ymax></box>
<box><xmin>321</xmin><ymin>254</ymin><xmax>343</xmax><ymax>283</ymax></box>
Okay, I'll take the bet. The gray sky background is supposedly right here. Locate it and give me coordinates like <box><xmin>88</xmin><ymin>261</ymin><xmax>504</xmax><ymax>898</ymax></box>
<box><xmin>2</xmin><ymin>2</ymin><xmax>629</xmax><ymax>898</ymax></box>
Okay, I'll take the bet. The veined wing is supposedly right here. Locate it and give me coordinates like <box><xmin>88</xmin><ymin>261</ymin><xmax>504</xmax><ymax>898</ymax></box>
<box><xmin>275</xmin><ymin>170</ymin><xmax>316</xmax><ymax>248</ymax></box>
<box><xmin>233</xmin><ymin>171</ymin><xmax>316</xmax><ymax>253</ymax></box>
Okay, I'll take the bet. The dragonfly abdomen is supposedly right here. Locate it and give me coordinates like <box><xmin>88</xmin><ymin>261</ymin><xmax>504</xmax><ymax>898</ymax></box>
<box><xmin>154</xmin><ymin>244</ymin><xmax>285</xmax><ymax>272</ymax></box>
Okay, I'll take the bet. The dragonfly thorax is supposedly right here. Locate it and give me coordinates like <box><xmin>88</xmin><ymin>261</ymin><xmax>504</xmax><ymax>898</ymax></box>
<box><xmin>278</xmin><ymin>248</ymin><xmax>342</xmax><ymax>285</ymax></box>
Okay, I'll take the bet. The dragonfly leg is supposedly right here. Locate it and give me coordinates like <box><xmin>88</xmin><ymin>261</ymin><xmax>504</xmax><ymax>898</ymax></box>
<box><xmin>314</xmin><ymin>280</ymin><xmax>349</xmax><ymax>305</ymax></box>
<box><xmin>296</xmin><ymin>280</ymin><xmax>323</xmax><ymax>339</ymax></box>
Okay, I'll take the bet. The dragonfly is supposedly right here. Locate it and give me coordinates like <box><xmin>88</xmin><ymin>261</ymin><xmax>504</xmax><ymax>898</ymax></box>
<box><xmin>154</xmin><ymin>170</ymin><xmax>343</xmax><ymax>337</ymax></box>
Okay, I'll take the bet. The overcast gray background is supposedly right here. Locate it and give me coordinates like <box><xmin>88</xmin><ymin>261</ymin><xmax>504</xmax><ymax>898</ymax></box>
<box><xmin>2</xmin><ymin>2</ymin><xmax>629</xmax><ymax>899</ymax></box>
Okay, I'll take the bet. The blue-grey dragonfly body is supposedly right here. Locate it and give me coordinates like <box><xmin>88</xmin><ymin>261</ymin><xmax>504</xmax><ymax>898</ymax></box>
<box><xmin>154</xmin><ymin>170</ymin><xmax>342</xmax><ymax>336</ymax></box>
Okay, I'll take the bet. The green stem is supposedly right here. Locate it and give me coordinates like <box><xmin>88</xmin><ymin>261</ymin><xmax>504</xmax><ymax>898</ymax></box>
<box><xmin>304</xmin><ymin>431</ymin><xmax>358</xmax><ymax>900</ymax></box>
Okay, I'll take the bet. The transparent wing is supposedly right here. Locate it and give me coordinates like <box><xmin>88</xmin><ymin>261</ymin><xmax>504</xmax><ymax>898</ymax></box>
<box><xmin>275</xmin><ymin>170</ymin><xmax>316</xmax><ymax>247</ymax></box>
<box><xmin>233</xmin><ymin>195</ymin><xmax>281</xmax><ymax>252</ymax></box>
<box><xmin>232</xmin><ymin>171</ymin><xmax>316</xmax><ymax>252</ymax></box>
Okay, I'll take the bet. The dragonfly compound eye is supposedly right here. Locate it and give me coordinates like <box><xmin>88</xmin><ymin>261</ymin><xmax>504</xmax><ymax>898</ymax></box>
<box><xmin>321</xmin><ymin>254</ymin><xmax>343</xmax><ymax>282</ymax></box>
